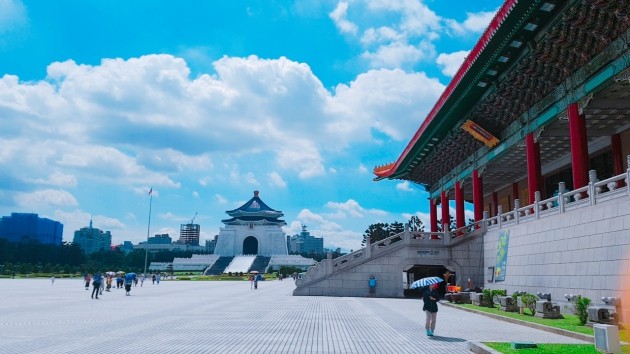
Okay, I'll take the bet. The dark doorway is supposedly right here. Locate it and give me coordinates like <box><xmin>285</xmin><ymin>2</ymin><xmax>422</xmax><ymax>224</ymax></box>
<box><xmin>243</xmin><ymin>236</ymin><xmax>258</xmax><ymax>255</ymax></box>
<box><xmin>404</xmin><ymin>265</ymin><xmax>453</xmax><ymax>299</ymax></box>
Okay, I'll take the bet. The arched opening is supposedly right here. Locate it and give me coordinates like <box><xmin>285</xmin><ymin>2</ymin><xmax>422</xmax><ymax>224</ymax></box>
<box><xmin>403</xmin><ymin>264</ymin><xmax>453</xmax><ymax>298</ymax></box>
<box><xmin>243</xmin><ymin>236</ymin><xmax>258</xmax><ymax>255</ymax></box>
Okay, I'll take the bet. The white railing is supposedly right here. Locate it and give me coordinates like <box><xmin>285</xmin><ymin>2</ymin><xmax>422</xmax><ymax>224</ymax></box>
<box><xmin>484</xmin><ymin>158</ymin><xmax>630</xmax><ymax>231</ymax></box>
<box><xmin>296</xmin><ymin>156</ymin><xmax>630</xmax><ymax>288</ymax></box>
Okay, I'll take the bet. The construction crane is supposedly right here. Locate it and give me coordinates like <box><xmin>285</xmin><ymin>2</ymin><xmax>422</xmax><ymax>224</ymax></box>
<box><xmin>190</xmin><ymin>212</ymin><xmax>198</xmax><ymax>225</ymax></box>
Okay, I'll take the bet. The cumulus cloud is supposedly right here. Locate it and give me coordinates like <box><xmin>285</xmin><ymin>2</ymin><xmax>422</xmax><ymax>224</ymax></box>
<box><xmin>436</xmin><ymin>50</ymin><xmax>469</xmax><ymax>77</ymax></box>
<box><xmin>329</xmin><ymin>2</ymin><xmax>358</xmax><ymax>35</ymax></box>
<box><xmin>286</xmin><ymin>209</ymin><xmax>363</xmax><ymax>250</ymax></box>
<box><xmin>328</xmin><ymin>1</ymin><xmax>494</xmax><ymax>70</ymax></box>
<box><xmin>15</xmin><ymin>189</ymin><xmax>78</xmax><ymax>208</ymax></box>
<box><xmin>446</xmin><ymin>11</ymin><xmax>496</xmax><ymax>35</ymax></box>
<box><xmin>325</xmin><ymin>199</ymin><xmax>387</xmax><ymax>219</ymax></box>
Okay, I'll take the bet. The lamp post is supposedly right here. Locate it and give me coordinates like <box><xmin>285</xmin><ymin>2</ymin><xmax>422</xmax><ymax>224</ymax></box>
<box><xmin>143</xmin><ymin>188</ymin><xmax>153</xmax><ymax>276</ymax></box>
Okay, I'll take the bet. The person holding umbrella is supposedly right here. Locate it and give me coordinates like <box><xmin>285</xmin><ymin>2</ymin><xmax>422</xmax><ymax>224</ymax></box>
<box><xmin>423</xmin><ymin>283</ymin><xmax>439</xmax><ymax>336</ymax></box>
<box><xmin>410</xmin><ymin>276</ymin><xmax>443</xmax><ymax>337</ymax></box>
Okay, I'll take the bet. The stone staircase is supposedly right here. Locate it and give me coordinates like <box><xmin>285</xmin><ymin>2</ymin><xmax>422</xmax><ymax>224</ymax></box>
<box><xmin>205</xmin><ymin>256</ymin><xmax>234</xmax><ymax>275</ymax></box>
<box><xmin>249</xmin><ymin>256</ymin><xmax>271</xmax><ymax>273</ymax></box>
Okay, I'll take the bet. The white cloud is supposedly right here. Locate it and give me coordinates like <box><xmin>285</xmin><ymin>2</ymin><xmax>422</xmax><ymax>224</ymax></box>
<box><xmin>447</xmin><ymin>11</ymin><xmax>496</xmax><ymax>35</ymax></box>
<box><xmin>329</xmin><ymin>2</ymin><xmax>358</xmax><ymax>35</ymax></box>
<box><xmin>396</xmin><ymin>181</ymin><xmax>413</xmax><ymax>192</ymax></box>
<box><xmin>361</xmin><ymin>41</ymin><xmax>432</xmax><ymax>69</ymax></box>
<box><xmin>358</xmin><ymin>164</ymin><xmax>368</xmax><ymax>173</ymax></box>
<box><xmin>29</xmin><ymin>171</ymin><xmax>77</xmax><ymax>187</ymax></box>
<box><xmin>436</xmin><ymin>50</ymin><xmax>469</xmax><ymax>77</ymax></box>
<box><xmin>15</xmin><ymin>189</ymin><xmax>78</xmax><ymax>208</ymax></box>
<box><xmin>331</xmin><ymin>68</ymin><xmax>444</xmax><ymax>141</ymax></box>
<box><xmin>53</xmin><ymin>209</ymin><xmax>126</xmax><ymax>243</ymax></box>
<box><xmin>268</xmin><ymin>171</ymin><xmax>287</xmax><ymax>188</ymax></box>
<box><xmin>192</xmin><ymin>191</ymin><xmax>199</xmax><ymax>198</ymax></box>
<box><xmin>215</xmin><ymin>194</ymin><xmax>228</xmax><ymax>204</ymax></box>
<box><xmin>0</xmin><ymin>0</ymin><xmax>27</xmax><ymax>33</ymax></box>
<box><xmin>325</xmin><ymin>199</ymin><xmax>387</xmax><ymax>219</ymax></box>
<box><xmin>287</xmin><ymin>209</ymin><xmax>363</xmax><ymax>250</ymax></box>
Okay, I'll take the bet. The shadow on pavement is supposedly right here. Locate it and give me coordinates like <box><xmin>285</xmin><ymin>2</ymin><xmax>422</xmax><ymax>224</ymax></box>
<box><xmin>429</xmin><ymin>336</ymin><xmax>466</xmax><ymax>342</ymax></box>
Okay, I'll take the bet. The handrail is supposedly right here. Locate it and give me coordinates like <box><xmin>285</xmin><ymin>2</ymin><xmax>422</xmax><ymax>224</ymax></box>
<box><xmin>298</xmin><ymin>158</ymin><xmax>630</xmax><ymax>288</ymax></box>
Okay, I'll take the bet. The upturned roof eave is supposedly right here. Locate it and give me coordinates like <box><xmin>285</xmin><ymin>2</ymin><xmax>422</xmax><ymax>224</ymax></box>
<box><xmin>373</xmin><ymin>0</ymin><xmax>519</xmax><ymax>180</ymax></box>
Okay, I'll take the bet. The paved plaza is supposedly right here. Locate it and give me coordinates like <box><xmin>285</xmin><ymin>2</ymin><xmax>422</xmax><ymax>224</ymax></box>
<box><xmin>0</xmin><ymin>279</ymin><xmax>588</xmax><ymax>353</ymax></box>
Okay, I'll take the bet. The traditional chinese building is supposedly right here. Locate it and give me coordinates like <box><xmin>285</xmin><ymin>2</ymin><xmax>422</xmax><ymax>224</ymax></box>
<box><xmin>214</xmin><ymin>191</ymin><xmax>288</xmax><ymax>257</ymax></box>
<box><xmin>295</xmin><ymin>0</ymin><xmax>630</xmax><ymax>300</ymax></box>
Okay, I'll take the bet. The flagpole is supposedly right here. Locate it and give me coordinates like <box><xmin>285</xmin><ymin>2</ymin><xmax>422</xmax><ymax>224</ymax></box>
<box><xmin>143</xmin><ymin>188</ymin><xmax>153</xmax><ymax>276</ymax></box>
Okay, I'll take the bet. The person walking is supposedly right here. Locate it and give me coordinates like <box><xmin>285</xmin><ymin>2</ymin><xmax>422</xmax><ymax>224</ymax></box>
<box><xmin>91</xmin><ymin>272</ymin><xmax>103</xmax><ymax>299</ymax></box>
<box><xmin>152</xmin><ymin>274</ymin><xmax>156</xmax><ymax>285</ymax></box>
<box><xmin>84</xmin><ymin>274</ymin><xmax>91</xmax><ymax>290</ymax></box>
<box><xmin>254</xmin><ymin>273</ymin><xmax>262</xmax><ymax>289</ymax></box>
<box><xmin>140</xmin><ymin>275</ymin><xmax>145</xmax><ymax>287</ymax></box>
<box><xmin>124</xmin><ymin>273</ymin><xmax>136</xmax><ymax>296</ymax></box>
<box><xmin>50</xmin><ymin>275</ymin><xmax>55</xmax><ymax>285</ymax></box>
<box><xmin>423</xmin><ymin>283</ymin><xmax>439</xmax><ymax>336</ymax></box>
<box><xmin>368</xmin><ymin>275</ymin><xmax>376</xmax><ymax>297</ymax></box>
<box><xmin>106</xmin><ymin>275</ymin><xmax>112</xmax><ymax>292</ymax></box>
<box><xmin>156</xmin><ymin>273</ymin><xmax>161</xmax><ymax>285</ymax></box>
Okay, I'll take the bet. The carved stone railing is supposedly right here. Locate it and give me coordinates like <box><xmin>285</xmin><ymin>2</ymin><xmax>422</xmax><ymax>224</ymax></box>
<box><xmin>296</xmin><ymin>155</ymin><xmax>630</xmax><ymax>288</ymax></box>
<box><xmin>485</xmin><ymin>155</ymin><xmax>630</xmax><ymax>231</ymax></box>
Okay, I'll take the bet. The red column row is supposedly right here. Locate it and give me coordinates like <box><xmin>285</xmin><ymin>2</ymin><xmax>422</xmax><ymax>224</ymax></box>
<box><xmin>426</xmin><ymin>102</ymin><xmax>617</xmax><ymax>232</ymax></box>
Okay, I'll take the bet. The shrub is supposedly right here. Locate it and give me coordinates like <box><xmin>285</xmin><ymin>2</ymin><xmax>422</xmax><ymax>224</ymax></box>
<box><xmin>572</xmin><ymin>295</ymin><xmax>591</xmax><ymax>325</ymax></box>
<box><xmin>520</xmin><ymin>293</ymin><xmax>538</xmax><ymax>316</ymax></box>
<box><xmin>482</xmin><ymin>289</ymin><xmax>507</xmax><ymax>307</ymax></box>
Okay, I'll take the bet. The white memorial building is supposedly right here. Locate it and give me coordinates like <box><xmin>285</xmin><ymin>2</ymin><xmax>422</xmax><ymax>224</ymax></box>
<box><xmin>214</xmin><ymin>191</ymin><xmax>289</xmax><ymax>257</ymax></box>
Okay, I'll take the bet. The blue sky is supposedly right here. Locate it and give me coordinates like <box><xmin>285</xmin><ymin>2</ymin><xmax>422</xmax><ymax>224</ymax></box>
<box><xmin>0</xmin><ymin>0</ymin><xmax>502</xmax><ymax>251</ymax></box>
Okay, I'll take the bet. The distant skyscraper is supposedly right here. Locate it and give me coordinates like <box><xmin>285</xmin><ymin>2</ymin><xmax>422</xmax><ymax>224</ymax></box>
<box><xmin>287</xmin><ymin>225</ymin><xmax>323</xmax><ymax>256</ymax></box>
<box><xmin>0</xmin><ymin>212</ymin><xmax>63</xmax><ymax>245</ymax></box>
<box><xmin>179</xmin><ymin>224</ymin><xmax>200</xmax><ymax>246</ymax></box>
<box><xmin>72</xmin><ymin>219</ymin><xmax>112</xmax><ymax>254</ymax></box>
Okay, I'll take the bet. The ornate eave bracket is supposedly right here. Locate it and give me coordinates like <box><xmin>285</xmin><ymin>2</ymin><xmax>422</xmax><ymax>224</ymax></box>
<box><xmin>614</xmin><ymin>67</ymin><xmax>630</xmax><ymax>84</ymax></box>
<box><xmin>577</xmin><ymin>92</ymin><xmax>593</xmax><ymax>115</ymax></box>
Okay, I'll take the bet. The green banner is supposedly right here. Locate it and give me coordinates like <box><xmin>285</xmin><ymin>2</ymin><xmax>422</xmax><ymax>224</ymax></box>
<box><xmin>494</xmin><ymin>230</ymin><xmax>510</xmax><ymax>282</ymax></box>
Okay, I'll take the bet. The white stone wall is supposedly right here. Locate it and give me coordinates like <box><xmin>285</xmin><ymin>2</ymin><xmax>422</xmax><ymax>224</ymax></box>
<box><xmin>483</xmin><ymin>195</ymin><xmax>630</xmax><ymax>308</ymax></box>
<box><xmin>293</xmin><ymin>234</ymin><xmax>485</xmax><ymax>298</ymax></box>
<box><xmin>214</xmin><ymin>224</ymin><xmax>288</xmax><ymax>257</ymax></box>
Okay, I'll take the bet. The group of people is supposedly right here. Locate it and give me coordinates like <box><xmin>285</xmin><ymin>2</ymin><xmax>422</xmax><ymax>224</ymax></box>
<box><xmin>83</xmin><ymin>272</ymin><xmax>140</xmax><ymax>298</ymax></box>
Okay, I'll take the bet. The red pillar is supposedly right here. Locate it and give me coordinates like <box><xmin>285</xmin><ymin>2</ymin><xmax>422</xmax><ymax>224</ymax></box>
<box><xmin>441</xmin><ymin>190</ymin><xmax>449</xmax><ymax>232</ymax></box>
<box><xmin>473</xmin><ymin>170</ymin><xmax>483</xmax><ymax>222</ymax></box>
<box><xmin>526</xmin><ymin>133</ymin><xmax>542</xmax><ymax>205</ymax></box>
<box><xmin>612</xmin><ymin>133</ymin><xmax>623</xmax><ymax>175</ymax></box>
<box><xmin>492</xmin><ymin>192</ymin><xmax>499</xmax><ymax>217</ymax></box>
<box><xmin>568</xmin><ymin>103</ymin><xmax>589</xmax><ymax>189</ymax></box>
<box><xmin>430</xmin><ymin>198</ymin><xmax>438</xmax><ymax>234</ymax></box>
<box><xmin>455</xmin><ymin>181</ymin><xmax>465</xmax><ymax>231</ymax></box>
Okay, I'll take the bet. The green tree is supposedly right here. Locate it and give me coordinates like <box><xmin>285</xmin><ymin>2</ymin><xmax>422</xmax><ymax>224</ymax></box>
<box><xmin>387</xmin><ymin>221</ymin><xmax>405</xmax><ymax>236</ymax></box>
<box><xmin>361</xmin><ymin>223</ymin><xmax>390</xmax><ymax>246</ymax></box>
<box><xmin>407</xmin><ymin>216</ymin><xmax>425</xmax><ymax>231</ymax></box>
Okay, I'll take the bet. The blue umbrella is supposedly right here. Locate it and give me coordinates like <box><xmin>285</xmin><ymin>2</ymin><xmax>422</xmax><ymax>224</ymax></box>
<box><xmin>410</xmin><ymin>276</ymin><xmax>443</xmax><ymax>289</ymax></box>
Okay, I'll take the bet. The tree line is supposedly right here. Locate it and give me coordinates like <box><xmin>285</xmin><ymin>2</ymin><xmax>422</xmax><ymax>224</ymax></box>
<box><xmin>0</xmin><ymin>238</ymin><xmax>202</xmax><ymax>275</ymax></box>
<box><xmin>361</xmin><ymin>215</ymin><xmax>474</xmax><ymax>246</ymax></box>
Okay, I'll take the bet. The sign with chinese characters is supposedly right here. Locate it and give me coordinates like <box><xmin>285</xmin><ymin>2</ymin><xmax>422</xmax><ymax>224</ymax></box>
<box><xmin>494</xmin><ymin>230</ymin><xmax>510</xmax><ymax>282</ymax></box>
<box><xmin>417</xmin><ymin>250</ymin><xmax>440</xmax><ymax>257</ymax></box>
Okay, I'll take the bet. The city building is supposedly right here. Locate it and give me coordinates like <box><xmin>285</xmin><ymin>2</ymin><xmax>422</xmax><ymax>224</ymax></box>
<box><xmin>205</xmin><ymin>236</ymin><xmax>217</xmax><ymax>254</ymax></box>
<box><xmin>72</xmin><ymin>219</ymin><xmax>112</xmax><ymax>254</ymax></box>
<box><xmin>148</xmin><ymin>234</ymin><xmax>172</xmax><ymax>244</ymax></box>
<box><xmin>287</xmin><ymin>225</ymin><xmax>323</xmax><ymax>256</ymax></box>
<box><xmin>0</xmin><ymin>212</ymin><xmax>63</xmax><ymax>245</ymax></box>
<box><xmin>179</xmin><ymin>223</ymin><xmax>200</xmax><ymax>246</ymax></box>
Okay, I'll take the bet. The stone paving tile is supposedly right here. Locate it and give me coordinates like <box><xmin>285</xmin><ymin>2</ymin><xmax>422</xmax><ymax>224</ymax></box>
<box><xmin>0</xmin><ymin>279</ymin><xmax>587</xmax><ymax>353</ymax></box>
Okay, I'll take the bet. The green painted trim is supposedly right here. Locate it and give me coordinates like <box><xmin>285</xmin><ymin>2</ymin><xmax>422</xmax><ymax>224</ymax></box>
<box><xmin>430</xmin><ymin>47</ymin><xmax>630</xmax><ymax>198</ymax></box>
